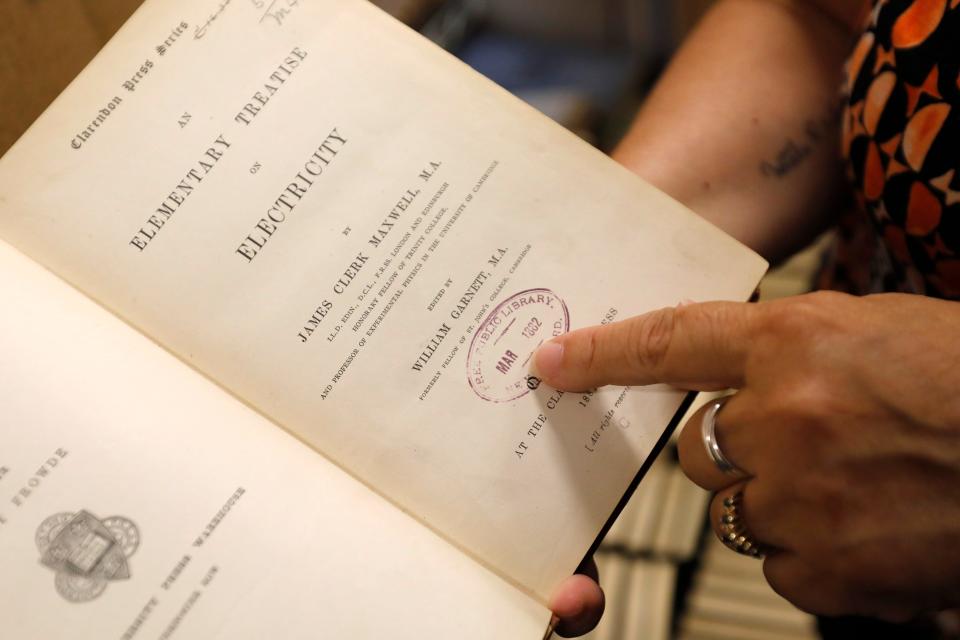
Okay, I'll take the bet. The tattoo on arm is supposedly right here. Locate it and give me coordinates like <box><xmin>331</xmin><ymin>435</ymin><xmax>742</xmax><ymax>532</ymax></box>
<box><xmin>759</xmin><ymin>100</ymin><xmax>844</xmax><ymax>179</ymax></box>
<box><xmin>760</xmin><ymin>137</ymin><xmax>813</xmax><ymax>178</ymax></box>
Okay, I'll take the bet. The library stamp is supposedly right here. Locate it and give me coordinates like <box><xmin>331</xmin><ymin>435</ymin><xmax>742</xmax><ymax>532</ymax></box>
<box><xmin>36</xmin><ymin>510</ymin><xmax>140</xmax><ymax>603</ymax></box>
<box><xmin>467</xmin><ymin>288</ymin><xmax>569</xmax><ymax>403</ymax></box>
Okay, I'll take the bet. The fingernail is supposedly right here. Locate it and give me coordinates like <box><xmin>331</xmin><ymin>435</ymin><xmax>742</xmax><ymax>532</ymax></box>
<box><xmin>677</xmin><ymin>298</ymin><xmax>695</xmax><ymax>308</ymax></box>
<box><xmin>535</xmin><ymin>341</ymin><xmax>564</xmax><ymax>379</ymax></box>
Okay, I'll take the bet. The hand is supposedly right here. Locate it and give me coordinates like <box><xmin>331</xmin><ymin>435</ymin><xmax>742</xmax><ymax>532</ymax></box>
<box><xmin>536</xmin><ymin>292</ymin><xmax>960</xmax><ymax>622</ymax></box>
<box><xmin>549</xmin><ymin>558</ymin><xmax>604</xmax><ymax>637</ymax></box>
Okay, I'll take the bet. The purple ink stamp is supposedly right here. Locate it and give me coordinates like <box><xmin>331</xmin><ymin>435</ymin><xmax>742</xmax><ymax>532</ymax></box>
<box><xmin>467</xmin><ymin>288</ymin><xmax>570</xmax><ymax>403</ymax></box>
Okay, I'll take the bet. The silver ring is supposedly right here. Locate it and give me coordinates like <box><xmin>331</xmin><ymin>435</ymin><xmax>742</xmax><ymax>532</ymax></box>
<box><xmin>701</xmin><ymin>397</ymin><xmax>743</xmax><ymax>476</ymax></box>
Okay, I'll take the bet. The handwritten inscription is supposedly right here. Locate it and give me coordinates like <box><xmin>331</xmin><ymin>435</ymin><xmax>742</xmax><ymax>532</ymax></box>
<box><xmin>252</xmin><ymin>0</ymin><xmax>302</xmax><ymax>27</ymax></box>
<box><xmin>195</xmin><ymin>0</ymin><xmax>234</xmax><ymax>39</ymax></box>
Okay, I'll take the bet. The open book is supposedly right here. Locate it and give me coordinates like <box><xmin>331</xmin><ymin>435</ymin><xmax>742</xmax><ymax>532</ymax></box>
<box><xmin>0</xmin><ymin>1</ymin><xmax>767</xmax><ymax>637</ymax></box>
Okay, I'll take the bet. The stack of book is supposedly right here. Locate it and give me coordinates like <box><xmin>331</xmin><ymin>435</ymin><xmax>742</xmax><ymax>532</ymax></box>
<box><xmin>582</xmin><ymin>447</ymin><xmax>706</xmax><ymax>640</ymax></box>
<box><xmin>677</xmin><ymin>534</ymin><xmax>818</xmax><ymax>640</ymax></box>
<box><xmin>588</xmin><ymin>550</ymin><xmax>677</xmax><ymax>640</ymax></box>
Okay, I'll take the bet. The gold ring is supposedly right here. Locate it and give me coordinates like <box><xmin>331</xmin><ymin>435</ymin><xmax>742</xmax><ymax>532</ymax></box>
<box><xmin>718</xmin><ymin>492</ymin><xmax>769</xmax><ymax>558</ymax></box>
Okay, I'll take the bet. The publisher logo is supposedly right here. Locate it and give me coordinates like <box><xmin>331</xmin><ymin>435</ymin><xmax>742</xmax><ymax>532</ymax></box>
<box><xmin>36</xmin><ymin>510</ymin><xmax>140</xmax><ymax>603</ymax></box>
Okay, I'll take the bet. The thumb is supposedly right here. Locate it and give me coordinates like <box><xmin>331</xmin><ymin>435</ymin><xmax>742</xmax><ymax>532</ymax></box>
<box><xmin>533</xmin><ymin>302</ymin><xmax>757</xmax><ymax>391</ymax></box>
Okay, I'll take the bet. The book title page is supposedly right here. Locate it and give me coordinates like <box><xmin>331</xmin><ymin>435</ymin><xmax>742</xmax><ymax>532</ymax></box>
<box><xmin>0</xmin><ymin>0</ymin><xmax>766</xmax><ymax>599</ymax></box>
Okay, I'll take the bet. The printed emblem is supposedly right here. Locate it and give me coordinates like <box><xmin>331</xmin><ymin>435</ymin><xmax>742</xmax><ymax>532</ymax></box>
<box><xmin>35</xmin><ymin>510</ymin><xmax>140</xmax><ymax>603</ymax></box>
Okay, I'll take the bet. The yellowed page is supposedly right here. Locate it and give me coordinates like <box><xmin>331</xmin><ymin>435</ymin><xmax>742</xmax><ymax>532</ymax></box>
<box><xmin>0</xmin><ymin>239</ymin><xmax>549</xmax><ymax>638</ymax></box>
<box><xmin>0</xmin><ymin>0</ymin><xmax>767</xmax><ymax>600</ymax></box>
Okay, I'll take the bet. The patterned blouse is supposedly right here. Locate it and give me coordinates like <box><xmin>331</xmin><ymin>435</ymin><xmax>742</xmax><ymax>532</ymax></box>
<box><xmin>821</xmin><ymin>0</ymin><xmax>960</xmax><ymax>299</ymax></box>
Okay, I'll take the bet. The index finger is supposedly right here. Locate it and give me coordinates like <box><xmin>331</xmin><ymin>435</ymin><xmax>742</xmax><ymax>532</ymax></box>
<box><xmin>533</xmin><ymin>301</ymin><xmax>759</xmax><ymax>391</ymax></box>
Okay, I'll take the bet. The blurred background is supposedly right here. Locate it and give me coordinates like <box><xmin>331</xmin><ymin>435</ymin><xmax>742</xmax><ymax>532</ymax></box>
<box><xmin>1</xmin><ymin>0</ymin><xmax>713</xmax><ymax>155</ymax></box>
<box><xmin>1</xmin><ymin>1</ymin><xmax>824</xmax><ymax>638</ymax></box>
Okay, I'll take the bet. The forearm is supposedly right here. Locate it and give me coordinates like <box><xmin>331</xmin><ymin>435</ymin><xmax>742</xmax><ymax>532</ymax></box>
<box><xmin>614</xmin><ymin>0</ymin><xmax>863</xmax><ymax>262</ymax></box>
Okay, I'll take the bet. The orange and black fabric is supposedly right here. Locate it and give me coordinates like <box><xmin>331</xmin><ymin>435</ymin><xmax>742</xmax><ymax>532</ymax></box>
<box><xmin>823</xmin><ymin>0</ymin><xmax>960</xmax><ymax>299</ymax></box>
